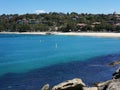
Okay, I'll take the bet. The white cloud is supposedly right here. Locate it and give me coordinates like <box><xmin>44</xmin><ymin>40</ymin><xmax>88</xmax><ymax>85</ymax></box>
<box><xmin>35</xmin><ymin>10</ymin><xmax>46</xmax><ymax>14</ymax></box>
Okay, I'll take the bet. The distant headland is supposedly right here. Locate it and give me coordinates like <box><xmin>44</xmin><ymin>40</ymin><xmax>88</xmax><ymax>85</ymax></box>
<box><xmin>0</xmin><ymin>12</ymin><xmax>120</xmax><ymax>33</ymax></box>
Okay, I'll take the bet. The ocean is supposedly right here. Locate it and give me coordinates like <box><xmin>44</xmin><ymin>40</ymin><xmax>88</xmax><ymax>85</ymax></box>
<box><xmin>0</xmin><ymin>34</ymin><xmax>120</xmax><ymax>90</ymax></box>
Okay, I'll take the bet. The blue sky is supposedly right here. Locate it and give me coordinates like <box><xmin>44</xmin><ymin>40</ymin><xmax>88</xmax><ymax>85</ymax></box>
<box><xmin>0</xmin><ymin>0</ymin><xmax>120</xmax><ymax>14</ymax></box>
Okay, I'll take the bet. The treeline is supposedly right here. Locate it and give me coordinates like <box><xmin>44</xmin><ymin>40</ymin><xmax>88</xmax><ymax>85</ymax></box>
<box><xmin>0</xmin><ymin>12</ymin><xmax>120</xmax><ymax>32</ymax></box>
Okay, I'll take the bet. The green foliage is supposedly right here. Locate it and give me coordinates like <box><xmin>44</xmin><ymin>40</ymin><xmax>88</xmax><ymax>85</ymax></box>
<box><xmin>116</xmin><ymin>26</ymin><xmax>120</xmax><ymax>32</ymax></box>
<box><xmin>0</xmin><ymin>12</ymin><xmax>120</xmax><ymax>32</ymax></box>
<box><xmin>0</xmin><ymin>24</ymin><xmax>4</xmax><ymax>32</ymax></box>
<box><xmin>17</xmin><ymin>24</ymin><xmax>30</xmax><ymax>32</ymax></box>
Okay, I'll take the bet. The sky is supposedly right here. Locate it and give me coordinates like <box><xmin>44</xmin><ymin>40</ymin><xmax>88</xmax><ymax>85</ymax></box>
<box><xmin>0</xmin><ymin>0</ymin><xmax>120</xmax><ymax>15</ymax></box>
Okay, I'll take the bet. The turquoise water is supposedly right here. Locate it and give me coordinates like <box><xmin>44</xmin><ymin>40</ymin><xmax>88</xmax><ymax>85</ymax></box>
<box><xmin>0</xmin><ymin>34</ymin><xmax>120</xmax><ymax>76</ymax></box>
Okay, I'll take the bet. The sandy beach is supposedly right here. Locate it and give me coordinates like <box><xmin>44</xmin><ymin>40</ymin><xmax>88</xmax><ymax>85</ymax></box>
<box><xmin>1</xmin><ymin>32</ymin><xmax>120</xmax><ymax>38</ymax></box>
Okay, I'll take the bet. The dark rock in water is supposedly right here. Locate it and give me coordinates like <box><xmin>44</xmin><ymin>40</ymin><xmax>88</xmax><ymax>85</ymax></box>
<box><xmin>106</xmin><ymin>79</ymin><xmax>120</xmax><ymax>90</ymax></box>
<box><xmin>52</xmin><ymin>78</ymin><xmax>85</xmax><ymax>90</ymax></box>
<box><xmin>41</xmin><ymin>84</ymin><xmax>49</xmax><ymax>90</ymax></box>
<box><xmin>109</xmin><ymin>60</ymin><xmax>120</xmax><ymax>66</ymax></box>
<box><xmin>112</xmin><ymin>68</ymin><xmax>120</xmax><ymax>79</ymax></box>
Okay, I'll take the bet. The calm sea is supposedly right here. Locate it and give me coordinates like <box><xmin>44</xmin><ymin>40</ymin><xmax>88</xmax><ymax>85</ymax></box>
<box><xmin>0</xmin><ymin>34</ymin><xmax>120</xmax><ymax>90</ymax></box>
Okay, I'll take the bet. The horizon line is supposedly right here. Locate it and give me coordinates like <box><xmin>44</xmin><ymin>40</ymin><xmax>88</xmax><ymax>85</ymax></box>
<box><xmin>0</xmin><ymin>11</ymin><xmax>119</xmax><ymax>15</ymax></box>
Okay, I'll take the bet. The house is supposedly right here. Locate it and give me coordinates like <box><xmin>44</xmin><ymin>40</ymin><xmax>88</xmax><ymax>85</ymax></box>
<box><xmin>91</xmin><ymin>22</ymin><xmax>101</xmax><ymax>28</ymax></box>
<box><xmin>17</xmin><ymin>18</ymin><xmax>28</xmax><ymax>24</ymax></box>
<box><xmin>92</xmin><ymin>22</ymin><xmax>101</xmax><ymax>25</ymax></box>
<box><xmin>113</xmin><ymin>11</ymin><xmax>120</xmax><ymax>20</ymax></box>
<box><xmin>22</xmin><ymin>18</ymin><xmax>28</xmax><ymax>24</ymax></box>
<box><xmin>115</xmin><ymin>23</ymin><xmax>120</xmax><ymax>26</ymax></box>
<box><xmin>28</xmin><ymin>19</ymin><xmax>40</xmax><ymax>24</ymax></box>
<box><xmin>77</xmin><ymin>23</ymin><xmax>86</xmax><ymax>28</ymax></box>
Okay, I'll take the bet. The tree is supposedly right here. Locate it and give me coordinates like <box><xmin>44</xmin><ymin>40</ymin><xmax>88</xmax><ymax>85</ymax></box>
<box><xmin>17</xmin><ymin>24</ymin><xmax>30</xmax><ymax>32</ymax></box>
<box><xmin>0</xmin><ymin>24</ymin><xmax>4</xmax><ymax>32</ymax></box>
<box><xmin>115</xmin><ymin>26</ymin><xmax>120</xmax><ymax>32</ymax></box>
<box><xmin>0</xmin><ymin>12</ymin><xmax>119</xmax><ymax>32</ymax></box>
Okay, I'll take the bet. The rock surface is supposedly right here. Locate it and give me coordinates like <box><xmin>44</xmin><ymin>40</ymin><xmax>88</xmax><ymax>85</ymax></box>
<box><xmin>106</xmin><ymin>79</ymin><xmax>120</xmax><ymax>90</ymax></box>
<box><xmin>94</xmin><ymin>80</ymin><xmax>112</xmax><ymax>90</ymax></box>
<box><xmin>83</xmin><ymin>87</ymin><xmax>98</xmax><ymax>90</ymax></box>
<box><xmin>112</xmin><ymin>68</ymin><xmax>120</xmax><ymax>79</ymax></box>
<box><xmin>41</xmin><ymin>68</ymin><xmax>120</xmax><ymax>90</ymax></box>
<box><xmin>109</xmin><ymin>60</ymin><xmax>120</xmax><ymax>66</ymax></box>
<box><xmin>52</xmin><ymin>78</ymin><xmax>85</xmax><ymax>90</ymax></box>
<box><xmin>41</xmin><ymin>84</ymin><xmax>49</xmax><ymax>90</ymax></box>
<box><xmin>94</xmin><ymin>79</ymin><xmax>120</xmax><ymax>90</ymax></box>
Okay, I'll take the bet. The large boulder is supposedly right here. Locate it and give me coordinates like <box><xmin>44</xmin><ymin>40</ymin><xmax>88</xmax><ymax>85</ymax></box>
<box><xmin>94</xmin><ymin>80</ymin><xmax>112</xmax><ymax>90</ymax></box>
<box><xmin>52</xmin><ymin>78</ymin><xmax>85</xmax><ymax>90</ymax></box>
<box><xmin>106</xmin><ymin>79</ymin><xmax>120</xmax><ymax>90</ymax></box>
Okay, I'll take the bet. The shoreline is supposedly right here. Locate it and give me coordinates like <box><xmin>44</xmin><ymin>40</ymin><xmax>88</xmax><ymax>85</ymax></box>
<box><xmin>1</xmin><ymin>32</ymin><xmax>120</xmax><ymax>38</ymax></box>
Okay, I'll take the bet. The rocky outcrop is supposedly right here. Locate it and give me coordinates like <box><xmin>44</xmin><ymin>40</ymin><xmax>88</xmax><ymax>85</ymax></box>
<box><xmin>112</xmin><ymin>68</ymin><xmax>120</xmax><ymax>79</ymax></box>
<box><xmin>94</xmin><ymin>68</ymin><xmax>120</xmax><ymax>90</ymax></box>
<box><xmin>94</xmin><ymin>80</ymin><xmax>112</xmax><ymax>90</ymax></box>
<box><xmin>41</xmin><ymin>68</ymin><xmax>120</xmax><ymax>90</ymax></box>
<box><xmin>41</xmin><ymin>84</ymin><xmax>49</xmax><ymax>90</ymax></box>
<box><xmin>106</xmin><ymin>79</ymin><xmax>120</xmax><ymax>90</ymax></box>
<box><xmin>94</xmin><ymin>79</ymin><xmax>120</xmax><ymax>90</ymax></box>
<box><xmin>109</xmin><ymin>60</ymin><xmax>120</xmax><ymax>66</ymax></box>
<box><xmin>52</xmin><ymin>78</ymin><xmax>85</xmax><ymax>90</ymax></box>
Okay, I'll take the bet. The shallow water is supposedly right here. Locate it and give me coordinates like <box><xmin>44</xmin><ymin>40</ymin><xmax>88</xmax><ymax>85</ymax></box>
<box><xmin>0</xmin><ymin>34</ymin><xmax>120</xmax><ymax>90</ymax></box>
